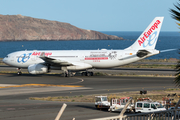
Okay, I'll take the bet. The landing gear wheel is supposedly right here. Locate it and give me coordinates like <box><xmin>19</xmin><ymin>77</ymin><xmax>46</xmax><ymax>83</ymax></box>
<box><xmin>65</xmin><ymin>72</ymin><xmax>68</xmax><ymax>77</ymax></box>
<box><xmin>88</xmin><ymin>72</ymin><xmax>93</xmax><ymax>76</ymax></box>
<box><xmin>81</xmin><ymin>72</ymin><xmax>86</xmax><ymax>76</ymax></box>
<box><xmin>90</xmin><ymin>72</ymin><xmax>93</xmax><ymax>76</ymax></box>
<box><xmin>68</xmin><ymin>72</ymin><xmax>74</xmax><ymax>77</ymax></box>
<box><xmin>17</xmin><ymin>68</ymin><xmax>22</xmax><ymax>75</ymax></box>
<box><xmin>17</xmin><ymin>71</ymin><xmax>22</xmax><ymax>75</ymax></box>
<box><xmin>87</xmin><ymin>72</ymin><xmax>91</xmax><ymax>76</ymax></box>
<box><xmin>81</xmin><ymin>72</ymin><xmax>93</xmax><ymax>76</ymax></box>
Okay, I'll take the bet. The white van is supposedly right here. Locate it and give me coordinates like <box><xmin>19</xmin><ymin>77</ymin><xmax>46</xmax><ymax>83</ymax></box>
<box><xmin>95</xmin><ymin>96</ymin><xmax>110</xmax><ymax>109</ymax></box>
<box><xmin>135</xmin><ymin>101</ymin><xmax>166</xmax><ymax>113</ymax></box>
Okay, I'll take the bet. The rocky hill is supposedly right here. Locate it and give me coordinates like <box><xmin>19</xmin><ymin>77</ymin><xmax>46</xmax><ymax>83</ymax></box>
<box><xmin>0</xmin><ymin>14</ymin><xmax>123</xmax><ymax>41</ymax></box>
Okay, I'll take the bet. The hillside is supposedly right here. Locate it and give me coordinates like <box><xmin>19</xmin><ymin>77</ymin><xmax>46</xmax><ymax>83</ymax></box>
<box><xmin>0</xmin><ymin>14</ymin><xmax>123</xmax><ymax>41</ymax></box>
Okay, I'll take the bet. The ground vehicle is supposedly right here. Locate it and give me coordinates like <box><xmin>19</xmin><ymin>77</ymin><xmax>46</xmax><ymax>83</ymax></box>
<box><xmin>95</xmin><ymin>96</ymin><xmax>110</xmax><ymax>109</ymax></box>
<box><xmin>168</xmin><ymin>107</ymin><xmax>180</xmax><ymax>117</ymax></box>
<box><xmin>135</xmin><ymin>101</ymin><xmax>166</xmax><ymax>113</ymax></box>
<box><xmin>109</xmin><ymin>97</ymin><xmax>134</xmax><ymax>112</ymax></box>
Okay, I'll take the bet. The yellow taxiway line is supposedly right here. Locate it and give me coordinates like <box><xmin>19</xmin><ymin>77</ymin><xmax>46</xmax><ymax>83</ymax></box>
<box><xmin>0</xmin><ymin>84</ymin><xmax>83</xmax><ymax>88</ymax></box>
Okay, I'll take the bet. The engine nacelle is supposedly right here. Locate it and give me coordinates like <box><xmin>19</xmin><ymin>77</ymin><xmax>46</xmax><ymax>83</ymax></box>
<box><xmin>28</xmin><ymin>64</ymin><xmax>48</xmax><ymax>74</ymax></box>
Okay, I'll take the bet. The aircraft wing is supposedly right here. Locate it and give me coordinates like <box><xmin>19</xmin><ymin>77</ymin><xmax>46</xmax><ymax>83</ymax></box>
<box><xmin>39</xmin><ymin>52</ymin><xmax>72</xmax><ymax>66</ymax></box>
<box><xmin>39</xmin><ymin>52</ymin><xmax>93</xmax><ymax>70</ymax></box>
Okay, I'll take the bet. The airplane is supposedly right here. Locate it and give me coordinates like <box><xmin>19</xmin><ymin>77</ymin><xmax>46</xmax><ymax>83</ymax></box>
<box><xmin>3</xmin><ymin>17</ymin><xmax>171</xmax><ymax>77</ymax></box>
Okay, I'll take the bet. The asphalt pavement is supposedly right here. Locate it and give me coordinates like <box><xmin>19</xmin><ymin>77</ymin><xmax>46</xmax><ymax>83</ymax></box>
<box><xmin>0</xmin><ymin>72</ymin><xmax>176</xmax><ymax>120</ymax></box>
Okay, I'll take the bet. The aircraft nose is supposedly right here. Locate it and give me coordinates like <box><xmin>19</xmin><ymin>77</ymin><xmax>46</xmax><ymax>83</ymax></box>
<box><xmin>2</xmin><ymin>57</ymin><xmax>6</xmax><ymax>63</ymax></box>
<box><xmin>2</xmin><ymin>57</ymin><xmax>8</xmax><ymax>64</ymax></box>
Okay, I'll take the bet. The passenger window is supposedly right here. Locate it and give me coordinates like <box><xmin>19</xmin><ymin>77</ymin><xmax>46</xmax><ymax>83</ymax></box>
<box><xmin>137</xmin><ymin>103</ymin><xmax>142</xmax><ymax>107</ymax></box>
<box><xmin>144</xmin><ymin>103</ymin><xmax>150</xmax><ymax>108</ymax></box>
<box><xmin>151</xmin><ymin>104</ymin><xmax>156</xmax><ymax>109</ymax></box>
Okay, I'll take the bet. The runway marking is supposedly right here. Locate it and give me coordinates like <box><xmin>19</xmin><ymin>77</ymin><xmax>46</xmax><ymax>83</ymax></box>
<box><xmin>0</xmin><ymin>84</ymin><xmax>83</xmax><ymax>89</ymax></box>
<box><xmin>0</xmin><ymin>102</ymin><xmax>64</xmax><ymax>107</ymax></box>
<box><xmin>0</xmin><ymin>84</ymin><xmax>18</xmax><ymax>87</ymax></box>
<box><xmin>66</xmin><ymin>77</ymin><xmax>84</xmax><ymax>85</ymax></box>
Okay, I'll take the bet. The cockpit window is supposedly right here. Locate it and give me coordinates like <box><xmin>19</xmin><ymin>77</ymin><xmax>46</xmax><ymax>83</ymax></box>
<box><xmin>5</xmin><ymin>55</ymin><xmax>8</xmax><ymax>58</ymax></box>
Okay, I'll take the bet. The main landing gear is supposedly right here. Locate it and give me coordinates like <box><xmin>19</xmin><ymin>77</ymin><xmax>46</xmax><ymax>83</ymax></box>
<box><xmin>63</xmin><ymin>70</ymin><xmax>93</xmax><ymax>77</ymax></box>
<box><xmin>64</xmin><ymin>70</ymin><xmax>75</xmax><ymax>77</ymax></box>
<box><xmin>81</xmin><ymin>71</ymin><xmax>93</xmax><ymax>76</ymax></box>
<box><xmin>17</xmin><ymin>68</ymin><xmax>22</xmax><ymax>75</ymax></box>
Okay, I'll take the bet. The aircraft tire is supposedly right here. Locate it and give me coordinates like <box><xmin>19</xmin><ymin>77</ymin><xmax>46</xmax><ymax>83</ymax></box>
<box><xmin>90</xmin><ymin>72</ymin><xmax>93</xmax><ymax>76</ymax></box>
<box><xmin>81</xmin><ymin>72</ymin><xmax>93</xmax><ymax>76</ymax></box>
<box><xmin>81</xmin><ymin>72</ymin><xmax>86</xmax><ymax>76</ymax></box>
<box><xmin>17</xmin><ymin>72</ymin><xmax>22</xmax><ymax>75</ymax></box>
<box><xmin>65</xmin><ymin>73</ymin><xmax>68</xmax><ymax>77</ymax></box>
<box><xmin>69</xmin><ymin>73</ymin><xmax>73</xmax><ymax>77</ymax></box>
<box><xmin>87</xmin><ymin>72</ymin><xmax>91</xmax><ymax>76</ymax></box>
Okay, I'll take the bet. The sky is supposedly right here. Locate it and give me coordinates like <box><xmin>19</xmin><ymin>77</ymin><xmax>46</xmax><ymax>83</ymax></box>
<box><xmin>0</xmin><ymin>0</ymin><xmax>179</xmax><ymax>31</ymax></box>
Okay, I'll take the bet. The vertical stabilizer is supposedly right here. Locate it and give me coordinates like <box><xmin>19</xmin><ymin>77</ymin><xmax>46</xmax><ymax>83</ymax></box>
<box><xmin>125</xmin><ymin>17</ymin><xmax>164</xmax><ymax>50</ymax></box>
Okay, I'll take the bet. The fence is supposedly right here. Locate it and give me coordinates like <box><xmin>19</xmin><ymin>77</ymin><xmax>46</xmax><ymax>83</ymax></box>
<box><xmin>89</xmin><ymin>109</ymin><xmax>180</xmax><ymax>120</ymax></box>
<box><xmin>89</xmin><ymin>99</ymin><xmax>180</xmax><ymax>120</ymax></box>
<box><xmin>55</xmin><ymin>100</ymin><xmax>180</xmax><ymax>120</ymax></box>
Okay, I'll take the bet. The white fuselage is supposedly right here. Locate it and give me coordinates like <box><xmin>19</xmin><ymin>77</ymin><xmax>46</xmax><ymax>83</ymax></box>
<box><xmin>3</xmin><ymin>49</ymin><xmax>159</xmax><ymax>70</ymax></box>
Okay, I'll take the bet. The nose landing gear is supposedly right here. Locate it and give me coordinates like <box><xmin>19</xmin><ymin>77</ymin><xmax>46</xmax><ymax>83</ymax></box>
<box><xmin>17</xmin><ymin>68</ymin><xmax>22</xmax><ymax>75</ymax></box>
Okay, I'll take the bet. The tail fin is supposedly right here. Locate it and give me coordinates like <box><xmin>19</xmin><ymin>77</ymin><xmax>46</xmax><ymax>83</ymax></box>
<box><xmin>125</xmin><ymin>17</ymin><xmax>164</xmax><ymax>50</ymax></box>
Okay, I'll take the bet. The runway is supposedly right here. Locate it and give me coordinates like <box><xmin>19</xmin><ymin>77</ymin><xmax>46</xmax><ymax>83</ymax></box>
<box><xmin>0</xmin><ymin>72</ymin><xmax>176</xmax><ymax>120</ymax></box>
<box><xmin>0</xmin><ymin>65</ymin><xmax>176</xmax><ymax>76</ymax></box>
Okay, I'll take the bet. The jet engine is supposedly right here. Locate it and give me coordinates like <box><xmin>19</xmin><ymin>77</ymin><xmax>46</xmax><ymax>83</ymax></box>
<box><xmin>28</xmin><ymin>63</ymin><xmax>48</xmax><ymax>74</ymax></box>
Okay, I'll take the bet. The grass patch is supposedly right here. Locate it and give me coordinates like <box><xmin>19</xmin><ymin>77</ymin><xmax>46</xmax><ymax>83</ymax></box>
<box><xmin>0</xmin><ymin>58</ymin><xmax>5</xmax><ymax>65</ymax></box>
<box><xmin>121</xmin><ymin>64</ymin><xmax>176</xmax><ymax>69</ymax></box>
<box><xmin>29</xmin><ymin>88</ymin><xmax>180</xmax><ymax>103</ymax></box>
<box><xmin>94</xmin><ymin>72</ymin><xmax>108</xmax><ymax>76</ymax></box>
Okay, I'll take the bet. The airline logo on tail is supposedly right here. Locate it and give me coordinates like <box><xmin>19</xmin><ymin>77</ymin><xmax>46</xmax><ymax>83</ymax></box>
<box><xmin>138</xmin><ymin>20</ymin><xmax>161</xmax><ymax>47</ymax></box>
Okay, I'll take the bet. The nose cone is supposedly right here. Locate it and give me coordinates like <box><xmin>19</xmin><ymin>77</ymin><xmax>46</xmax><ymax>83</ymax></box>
<box><xmin>2</xmin><ymin>57</ymin><xmax>7</xmax><ymax>64</ymax></box>
<box><xmin>2</xmin><ymin>56</ymin><xmax>11</xmax><ymax>66</ymax></box>
<box><xmin>3</xmin><ymin>57</ymin><xmax>6</xmax><ymax>63</ymax></box>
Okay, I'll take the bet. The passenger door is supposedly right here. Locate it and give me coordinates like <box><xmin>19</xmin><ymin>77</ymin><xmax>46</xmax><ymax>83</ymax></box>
<box><xmin>143</xmin><ymin>103</ymin><xmax>151</xmax><ymax>112</ymax></box>
<box><xmin>151</xmin><ymin>104</ymin><xmax>157</xmax><ymax>112</ymax></box>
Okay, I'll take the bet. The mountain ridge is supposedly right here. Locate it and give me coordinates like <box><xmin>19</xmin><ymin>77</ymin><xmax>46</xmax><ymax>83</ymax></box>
<box><xmin>0</xmin><ymin>14</ymin><xmax>123</xmax><ymax>41</ymax></box>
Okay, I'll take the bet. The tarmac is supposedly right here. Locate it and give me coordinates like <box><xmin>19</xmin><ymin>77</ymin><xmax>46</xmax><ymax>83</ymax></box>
<box><xmin>0</xmin><ymin>69</ymin><xmax>176</xmax><ymax>120</ymax></box>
